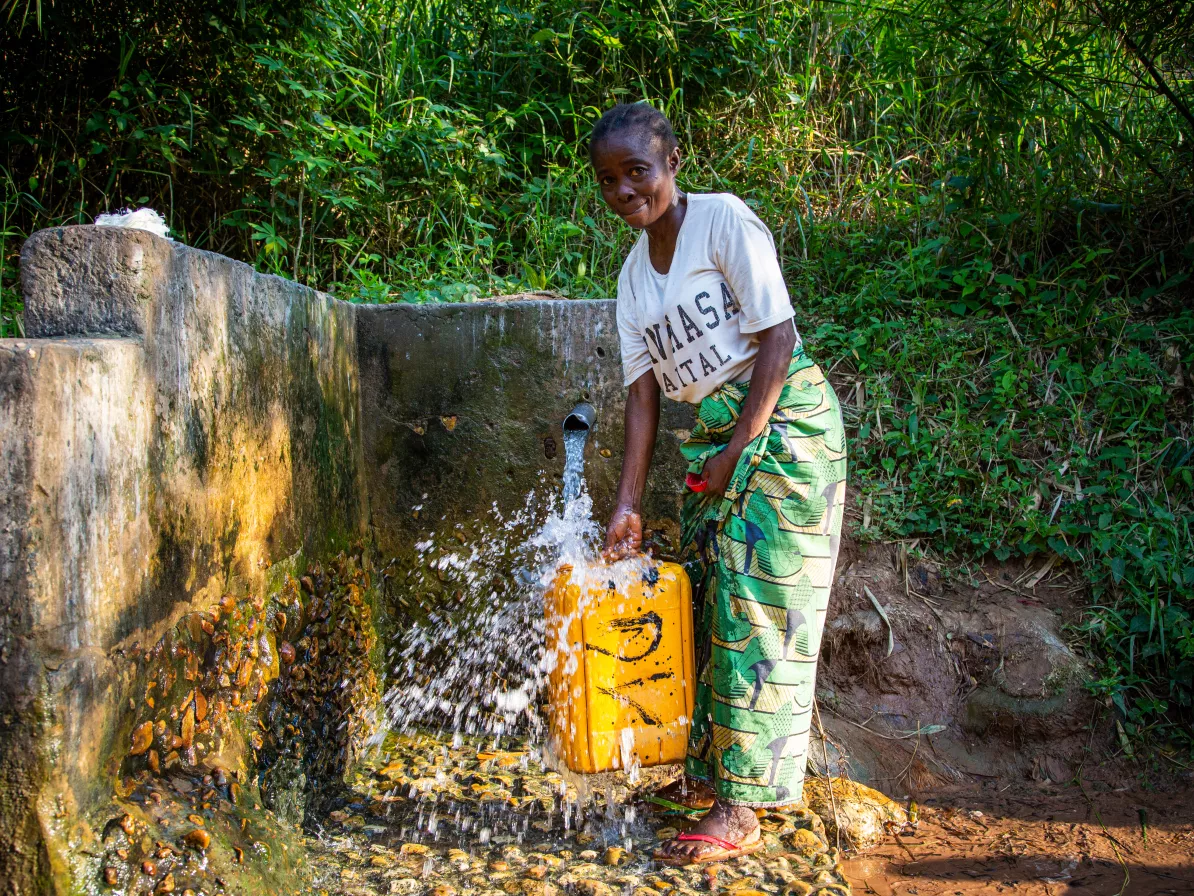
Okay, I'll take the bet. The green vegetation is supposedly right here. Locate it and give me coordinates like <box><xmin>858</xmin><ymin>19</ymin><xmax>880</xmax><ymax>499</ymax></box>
<box><xmin>3</xmin><ymin>1</ymin><xmax>1191</xmax><ymax>747</ymax></box>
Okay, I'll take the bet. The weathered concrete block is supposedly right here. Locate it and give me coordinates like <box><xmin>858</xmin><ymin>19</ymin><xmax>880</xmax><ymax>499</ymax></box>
<box><xmin>21</xmin><ymin>226</ymin><xmax>172</xmax><ymax>338</ymax></box>
<box><xmin>0</xmin><ymin>338</ymin><xmax>149</xmax><ymax>895</ymax></box>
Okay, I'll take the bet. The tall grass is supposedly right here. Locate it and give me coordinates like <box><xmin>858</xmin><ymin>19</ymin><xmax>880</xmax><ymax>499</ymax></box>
<box><xmin>2</xmin><ymin>0</ymin><xmax>1192</xmax><ymax>747</ymax></box>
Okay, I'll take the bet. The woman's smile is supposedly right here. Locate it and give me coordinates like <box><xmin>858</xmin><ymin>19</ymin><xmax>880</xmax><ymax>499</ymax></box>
<box><xmin>590</xmin><ymin>131</ymin><xmax>681</xmax><ymax>232</ymax></box>
<box><xmin>620</xmin><ymin>199</ymin><xmax>650</xmax><ymax>221</ymax></box>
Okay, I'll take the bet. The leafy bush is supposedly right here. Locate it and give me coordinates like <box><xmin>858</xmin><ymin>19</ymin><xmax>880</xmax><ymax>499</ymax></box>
<box><xmin>2</xmin><ymin>0</ymin><xmax>1192</xmax><ymax>746</ymax></box>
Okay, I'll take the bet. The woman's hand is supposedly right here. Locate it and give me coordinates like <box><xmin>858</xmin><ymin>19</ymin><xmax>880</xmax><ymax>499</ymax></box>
<box><xmin>604</xmin><ymin>505</ymin><xmax>643</xmax><ymax>560</ymax></box>
<box><xmin>699</xmin><ymin>446</ymin><xmax>742</xmax><ymax>497</ymax></box>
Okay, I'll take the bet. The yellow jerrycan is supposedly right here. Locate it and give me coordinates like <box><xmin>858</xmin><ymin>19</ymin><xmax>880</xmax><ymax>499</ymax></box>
<box><xmin>545</xmin><ymin>560</ymin><xmax>694</xmax><ymax>774</ymax></box>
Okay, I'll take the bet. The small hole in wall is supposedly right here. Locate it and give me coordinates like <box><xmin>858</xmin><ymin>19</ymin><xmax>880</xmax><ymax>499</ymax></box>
<box><xmin>596</xmin><ymin>346</ymin><xmax>606</xmax><ymax>358</ymax></box>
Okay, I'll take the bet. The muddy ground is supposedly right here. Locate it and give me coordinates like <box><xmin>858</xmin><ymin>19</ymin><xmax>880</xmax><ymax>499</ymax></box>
<box><xmin>842</xmin><ymin>782</ymin><xmax>1194</xmax><ymax>896</ymax></box>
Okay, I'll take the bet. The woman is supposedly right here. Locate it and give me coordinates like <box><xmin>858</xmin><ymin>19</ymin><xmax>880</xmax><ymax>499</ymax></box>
<box><xmin>592</xmin><ymin>103</ymin><xmax>847</xmax><ymax>866</ymax></box>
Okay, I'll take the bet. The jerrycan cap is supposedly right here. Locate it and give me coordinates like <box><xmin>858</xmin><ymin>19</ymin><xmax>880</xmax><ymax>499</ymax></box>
<box><xmin>685</xmin><ymin>472</ymin><xmax>707</xmax><ymax>493</ymax></box>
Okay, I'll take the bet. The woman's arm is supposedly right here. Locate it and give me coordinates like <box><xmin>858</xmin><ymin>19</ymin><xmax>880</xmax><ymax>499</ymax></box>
<box><xmin>604</xmin><ymin>370</ymin><xmax>661</xmax><ymax>559</ymax></box>
<box><xmin>699</xmin><ymin>322</ymin><xmax>796</xmax><ymax>496</ymax></box>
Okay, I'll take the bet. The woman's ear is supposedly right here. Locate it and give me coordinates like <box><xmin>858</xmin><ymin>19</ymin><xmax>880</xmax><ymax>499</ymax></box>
<box><xmin>668</xmin><ymin>146</ymin><xmax>682</xmax><ymax>174</ymax></box>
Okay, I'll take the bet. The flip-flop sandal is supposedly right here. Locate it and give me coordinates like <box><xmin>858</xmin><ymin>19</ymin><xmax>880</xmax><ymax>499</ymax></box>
<box><xmin>641</xmin><ymin>793</ymin><xmax>713</xmax><ymax>818</ymax></box>
<box><xmin>653</xmin><ymin>831</ymin><xmax>763</xmax><ymax>866</ymax></box>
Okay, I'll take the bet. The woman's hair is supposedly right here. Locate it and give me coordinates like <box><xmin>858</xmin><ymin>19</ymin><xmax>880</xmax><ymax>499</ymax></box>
<box><xmin>589</xmin><ymin>102</ymin><xmax>679</xmax><ymax>158</ymax></box>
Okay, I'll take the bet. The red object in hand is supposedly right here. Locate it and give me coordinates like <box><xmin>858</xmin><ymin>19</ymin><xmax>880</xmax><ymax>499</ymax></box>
<box><xmin>685</xmin><ymin>472</ymin><xmax>707</xmax><ymax>493</ymax></box>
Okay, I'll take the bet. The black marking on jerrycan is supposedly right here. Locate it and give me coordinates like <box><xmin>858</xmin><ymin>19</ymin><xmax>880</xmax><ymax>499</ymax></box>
<box><xmin>595</xmin><ymin>682</ymin><xmax>663</xmax><ymax>726</ymax></box>
<box><xmin>585</xmin><ymin>611</ymin><xmax>664</xmax><ymax>662</ymax></box>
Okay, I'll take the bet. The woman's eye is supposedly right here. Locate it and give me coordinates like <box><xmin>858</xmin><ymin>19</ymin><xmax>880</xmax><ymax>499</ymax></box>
<box><xmin>630</xmin><ymin>167</ymin><xmax>646</xmax><ymax>177</ymax></box>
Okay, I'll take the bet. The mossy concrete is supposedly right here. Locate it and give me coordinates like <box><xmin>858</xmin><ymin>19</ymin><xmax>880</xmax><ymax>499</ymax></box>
<box><xmin>3</xmin><ymin>227</ymin><xmax>367</xmax><ymax>895</ymax></box>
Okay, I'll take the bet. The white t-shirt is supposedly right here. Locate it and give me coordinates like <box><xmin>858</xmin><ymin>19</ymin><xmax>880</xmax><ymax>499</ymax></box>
<box><xmin>616</xmin><ymin>192</ymin><xmax>799</xmax><ymax>404</ymax></box>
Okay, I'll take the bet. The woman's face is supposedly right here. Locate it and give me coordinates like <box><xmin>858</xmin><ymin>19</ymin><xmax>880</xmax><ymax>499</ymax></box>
<box><xmin>591</xmin><ymin>131</ymin><xmax>681</xmax><ymax>229</ymax></box>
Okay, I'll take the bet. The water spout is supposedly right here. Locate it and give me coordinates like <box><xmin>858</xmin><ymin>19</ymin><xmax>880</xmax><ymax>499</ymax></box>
<box><xmin>563</xmin><ymin>402</ymin><xmax>596</xmax><ymax>432</ymax></box>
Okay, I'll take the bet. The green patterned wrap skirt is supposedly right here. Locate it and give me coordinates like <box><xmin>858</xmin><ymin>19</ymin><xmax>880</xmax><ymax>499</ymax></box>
<box><xmin>679</xmin><ymin>348</ymin><xmax>847</xmax><ymax>807</ymax></box>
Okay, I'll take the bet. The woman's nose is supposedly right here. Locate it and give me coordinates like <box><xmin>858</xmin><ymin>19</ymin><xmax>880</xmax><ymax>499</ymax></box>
<box><xmin>617</xmin><ymin>182</ymin><xmax>636</xmax><ymax>203</ymax></box>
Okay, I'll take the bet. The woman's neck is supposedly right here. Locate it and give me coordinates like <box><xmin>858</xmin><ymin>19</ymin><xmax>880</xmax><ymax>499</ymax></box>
<box><xmin>646</xmin><ymin>186</ymin><xmax>687</xmax><ymax>245</ymax></box>
<box><xmin>645</xmin><ymin>186</ymin><xmax>687</xmax><ymax>274</ymax></box>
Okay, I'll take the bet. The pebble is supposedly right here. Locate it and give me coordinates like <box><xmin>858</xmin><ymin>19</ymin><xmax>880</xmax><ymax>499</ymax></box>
<box><xmin>183</xmin><ymin>829</ymin><xmax>210</xmax><ymax>850</ymax></box>
<box><xmin>783</xmin><ymin>829</ymin><xmax>824</xmax><ymax>856</ymax></box>
<box><xmin>103</xmin><ymin>866</ymin><xmax>119</xmax><ymax>886</ymax></box>
<box><xmin>130</xmin><ymin>722</ymin><xmax>154</xmax><ymax>756</ymax></box>
<box><xmin>602</xmin><ymin>847</ymin><xmax>625</xmax><ymax>867</ymax></box>
<box><xmin>781</xmin><ymin>884</ymin><xmax>813</xmax><ymax>896</ymax></box>
<box><xmin>390</xmin><ymin>880</ymin><xmax>422</xmax><ymax>895</ymax></box>
<box><xmin>569</xmin><ymin>881</ymin><xmax>613</xmax><ymax>896</ymax></box>
<box><xmin>577</xmin><ymin>850</ymin><xmax>597</xmax><ymax>862</ymax></box>
<box><xmin>525</xmin><ymin>866</ymin><xmax>548</xmax><ymax>880</ymax></box>
<box><xmin>488</xmin><ymin>861</ymin><xmax>510</xmax><ymax>872</ymax></box>
<box><xmin>429</xmin><ymin>886</ymin><xmax>457</xmax><ymax>896</ymax></box>
<box><xmin>403</xmin><ymin>844</ymin><xmax>432</xmax><ymax>857</ymax></box>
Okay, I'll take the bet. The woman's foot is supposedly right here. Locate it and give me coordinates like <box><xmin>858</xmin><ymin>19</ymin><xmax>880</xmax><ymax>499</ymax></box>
<box><xmin>655</xmin><ymin>800</ymin><xmax>761</xmax><ymax>865</ymax></box>
<box><xmin>647</xmin><ymin>776</ymin><xmax>716</xmax><ymax>812</ymax></box>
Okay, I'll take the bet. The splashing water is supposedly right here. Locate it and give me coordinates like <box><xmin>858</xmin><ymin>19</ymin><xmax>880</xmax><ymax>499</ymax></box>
<box><xmin>382</xmin><ymin>424</ymin><xmax>654</xmax><ymax>744</ymax></box>
<box><xmin>375</xmin><ymin>423</ymin><xmax>659</xmax><ymax>847</ymax></box>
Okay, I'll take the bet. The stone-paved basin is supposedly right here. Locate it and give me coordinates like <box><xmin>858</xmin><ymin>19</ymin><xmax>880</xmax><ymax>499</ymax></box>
<box><xmin>317</xmin><ymin>734</ymin><xmax>852</xmax><ymax>896</ymax></box>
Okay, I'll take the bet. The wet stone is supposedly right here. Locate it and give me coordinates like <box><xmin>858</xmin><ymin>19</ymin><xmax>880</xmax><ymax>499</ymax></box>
<box><xmin>296</xmin><ymin>731</ymin><xmax>852</xmax><ymax>895</ymax></box>
<box><xmin>570</xmin><ymin>881</ymin><xmax>613</xmax><ymax>896</ymax></box>
<box><xmin>601</xmin><ymin>847</ymin><xmax>625</xmax><ymax>867</ymax></box>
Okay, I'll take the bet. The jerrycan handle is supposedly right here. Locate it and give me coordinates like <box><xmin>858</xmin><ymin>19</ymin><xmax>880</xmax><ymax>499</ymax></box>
<box><xmin>685</xmin><ymin>472</ymin><xmax>707</xmax><ymax>493</ymax></box>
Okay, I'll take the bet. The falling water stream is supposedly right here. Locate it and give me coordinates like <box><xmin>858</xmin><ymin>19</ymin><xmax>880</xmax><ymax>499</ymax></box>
<box><xmin>370</xmin><ymin>416</ymin><xmax>657</xmax><ymax>853</ymax></box>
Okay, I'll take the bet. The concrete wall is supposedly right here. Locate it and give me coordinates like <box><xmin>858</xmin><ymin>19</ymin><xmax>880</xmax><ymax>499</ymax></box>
<box><xmin>1</xmin><ymin>227</ymin><xmax>689</xmax><ymax>894</ymax></box>
<box><xmin>356</xmin><ymin>301</ymin><xmax>692</xmax><ymax>561</ymax></box>
<box><xmin>2</xmin><ymin>227</ymin><xmax>366</xmax><ymax>894</ymax></box>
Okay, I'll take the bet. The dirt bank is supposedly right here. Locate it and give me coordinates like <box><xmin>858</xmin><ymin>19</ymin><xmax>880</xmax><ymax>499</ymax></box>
<box><xmin>814</xmin><ymin>526</ymin><xmax>1107</xmax><ymax>791</ymax></box>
